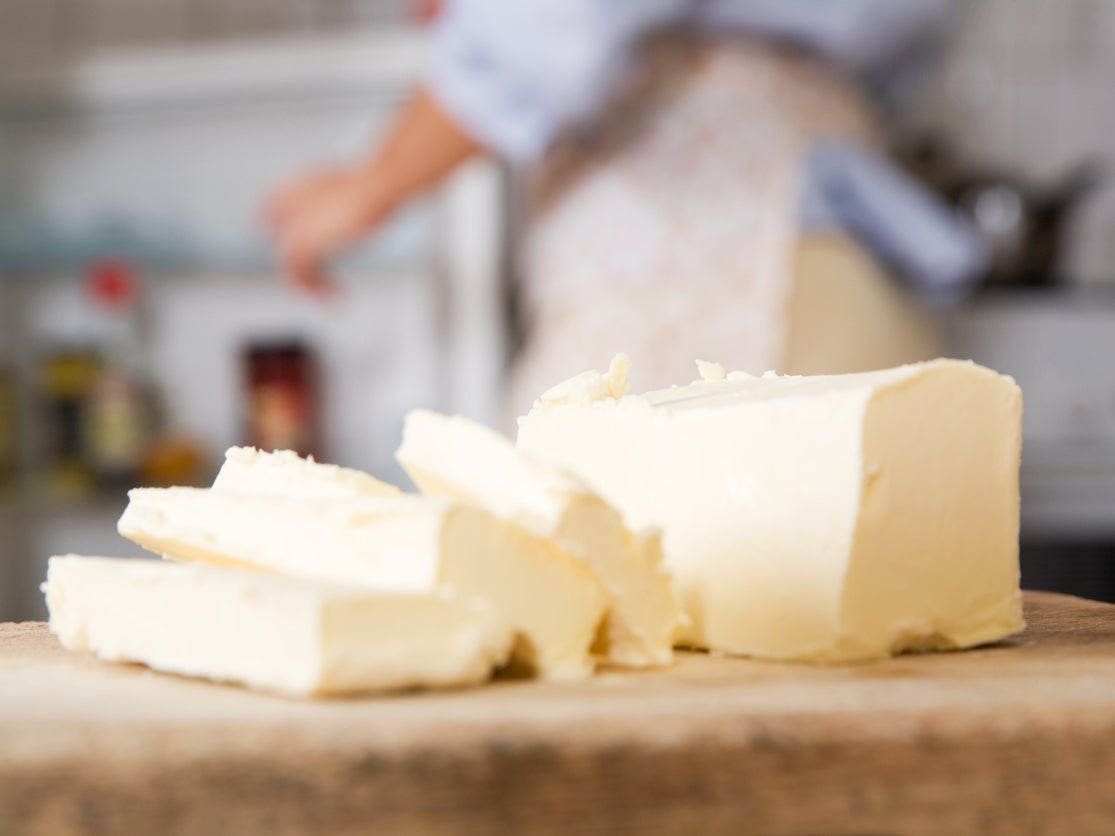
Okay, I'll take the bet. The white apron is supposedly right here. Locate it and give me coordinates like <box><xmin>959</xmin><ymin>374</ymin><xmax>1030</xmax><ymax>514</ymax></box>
<box><xmin>506</xmin><ymin>36</ymin><xmax>884</xmax><ymax>416</ymax></box>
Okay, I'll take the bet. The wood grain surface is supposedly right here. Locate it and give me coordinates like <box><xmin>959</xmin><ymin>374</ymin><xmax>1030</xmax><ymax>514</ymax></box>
<box><xmin>2</xmin><ymin>591</ymin><xmax>1115</xmax><ymax>835</ymax></box>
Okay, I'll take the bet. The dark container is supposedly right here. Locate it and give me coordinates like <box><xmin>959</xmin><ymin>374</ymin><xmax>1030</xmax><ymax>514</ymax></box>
<box><xmin>242</xmin><ymin>340</ymin><xmax>320</xmax><ymax>460</ymax></box>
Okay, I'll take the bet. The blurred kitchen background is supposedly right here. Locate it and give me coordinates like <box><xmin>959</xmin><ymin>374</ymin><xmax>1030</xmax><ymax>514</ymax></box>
<box><xmin>1</xmin><ymin>0</ymin><xmax>1114</xmax><ymax>620</ymax></box>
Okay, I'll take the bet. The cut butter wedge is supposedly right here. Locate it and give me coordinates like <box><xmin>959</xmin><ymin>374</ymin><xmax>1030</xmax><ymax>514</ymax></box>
<box><xmin>518</xmin><ymin>356</ymin><xmax>1026</xmax><ymax>663</ymax></box>
<box><xmin>397</xmin><ymin>409</ymin><xmax>685</xmax><ymax>668</ymax></box>
<box><xmin>43</xmin><ymin>555</ymin><xmax>513</xmax><ymax>697</ymax></box>
<box><xmin>213</xmin><ymin>446</ymin><xmax>399</xmax><ymax>497</ymax></box>
<box><xmin>118</xmin><ymin>488</ymin><xmax>607</xmax><ymax>679</ymax></box>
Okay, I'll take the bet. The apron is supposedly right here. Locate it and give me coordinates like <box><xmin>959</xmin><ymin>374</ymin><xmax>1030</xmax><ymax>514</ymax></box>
<box><xmin>505</xmin><ymin>36</ymin><xmax>882</xmax><ymax>418</ymax></box>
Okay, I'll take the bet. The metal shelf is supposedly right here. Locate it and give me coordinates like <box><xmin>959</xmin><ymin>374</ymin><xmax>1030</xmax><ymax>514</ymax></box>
<box><xmin>0</xmin><ymin>31</ymin><xmax>424</xmax><ymax>117</ymax></box>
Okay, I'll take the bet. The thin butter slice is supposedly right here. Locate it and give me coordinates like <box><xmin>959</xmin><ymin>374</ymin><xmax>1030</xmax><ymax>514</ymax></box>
<box><xmin>117</xmin><ymin>488</ymin><xmax>606</xmax><ymax>679</ymax></box>
<box><xmin>397</xmin><ymin>409</ymin><xmax>685</xmax><ymax>668</ymax></box>
<box><xmin>213</xmin><ymin>446</ymin><xmax>399</xmax><ymax>497</ymax></box>
<box><xmin>44</xmin><ymin>555</ymin><xmax>512</xmax><ymax>696</ymax></box>
<box><xmin>517</xmin><ymin>356</ymin><xmax>1025</xmax><ymax>662</ymax></box>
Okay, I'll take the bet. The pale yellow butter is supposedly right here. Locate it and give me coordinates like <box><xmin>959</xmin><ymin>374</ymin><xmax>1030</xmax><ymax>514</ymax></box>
<box><xmin>213</xmin><ymin>446</ymin><xmax>399</xmax><ymax>497</ymax></box>
<box><xmin>517</xmin><ymin>356</ymin><xmax>1025</xmax><ymax>662</ymax></box>
<box><xmin>397</xmin><ymin>409</ymin><xmax>685</xmax><ymax>668</ymax></box>
<box><xmin>118</xmin><ymin>488</ymin><xmax>607</xmax><ymax>679</ymax></box>
<box><xmin>44</xmin><ymin>555</ymin><xmax>513</xmax><ymax>696</ymax></box>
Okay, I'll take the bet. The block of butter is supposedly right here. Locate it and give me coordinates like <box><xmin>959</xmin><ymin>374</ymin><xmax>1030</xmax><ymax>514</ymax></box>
<box><xmin>43</xmin><ymin>555</ymin><xmax>513</xmax><ymax>696</ymax></box>
<box><xmin>213</xmin><ymin>446</ymin><xmax>399</xmax><ymax>497</ymax></box>
<box><xmin>518</xmin><ymin>356</ymin><xmax>1025</xmax><ymax>662</ymax></box>
<box><xmin>397</xmin><ymin>409</ymin><xmax>685</xmax><ymax>668</ymax></box>
<box><xmin>118</xmin><ymin>488</ymin><xmax>607</xmax><ymax>679</ymax></box>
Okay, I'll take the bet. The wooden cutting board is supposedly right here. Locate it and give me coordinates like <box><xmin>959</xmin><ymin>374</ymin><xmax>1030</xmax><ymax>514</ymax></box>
<box><xmin>3</xmin><ymin>591</ymin><xmax>1115</xmax><ymax>836</ymax></box>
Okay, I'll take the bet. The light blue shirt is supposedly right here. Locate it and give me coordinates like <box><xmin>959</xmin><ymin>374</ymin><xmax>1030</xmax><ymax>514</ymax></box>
<box><xmin>427</xmin><ymin>0</ymin><xmax>985</xmax><ymax>301</ymax></box>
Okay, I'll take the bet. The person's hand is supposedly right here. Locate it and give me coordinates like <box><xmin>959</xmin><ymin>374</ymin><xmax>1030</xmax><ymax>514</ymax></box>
<box><xmin>265</xmin><ymin>88</ymin><xmax>485</xmax><ymax>294</ymax></box>
<box><xmin>264</xmin><ymin>164</ymin><xmax>393</xmax><ymax>294</ymax></box>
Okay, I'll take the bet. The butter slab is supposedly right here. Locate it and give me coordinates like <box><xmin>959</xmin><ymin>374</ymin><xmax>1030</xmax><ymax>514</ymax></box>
<box><xmin>44</xmin><ymin>555</ymin><xmax>512</xmax><ymax>696</ymax></box>
<box><xmin>398</xmin><ymin>409</ymin><xmax>685</xmax><ymax>668</ymax></box>
<box><xmin>118</xmin><ymin>488</ymin><xmax>607</xmax><ymax>679</ymax></box>
<box><xmin>517</xmin><ymin>356</ymin><xmax>1025</xmax><ymax>662</ymax></box>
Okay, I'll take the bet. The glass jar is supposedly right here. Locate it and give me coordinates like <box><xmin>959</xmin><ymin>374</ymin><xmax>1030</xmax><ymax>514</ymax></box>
<box><xmin>242</xmin><ymin>340</ymin><xmax>320</xmax><ymax>459</ymax></box>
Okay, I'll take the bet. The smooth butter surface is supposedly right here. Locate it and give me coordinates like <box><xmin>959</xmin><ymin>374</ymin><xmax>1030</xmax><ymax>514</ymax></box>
<box><xmin>213</xmin><ymin>447</ymin><xmax>400</xmax><ymax>497</ymax></box>
<box><xmin>44</xmin><ymin>555</ymin><xmax>512</xmax><ymax>696</ymax></box>
<box><xmin>397</xmin><ymin>409</ymin><xmax>685</xmax><ymax>668</ymax></box>
<box><xmin>517</xmin><ymin>357</ymin><xmax>1025</xmax><ymax>662</ymax></box>
<box><xmin>118</xmin><ymin>485</ymin><xmax>606</xmax><ymax>679</ymax></box>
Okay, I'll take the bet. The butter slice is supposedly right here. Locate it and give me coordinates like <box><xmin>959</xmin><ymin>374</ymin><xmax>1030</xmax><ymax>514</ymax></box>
<box><xmin>213</xmin><ymin>446</ymin><xmax>399</xmax><ymax>497</ymax></box>
<box><xmin>118</xmin><ymin>489</ymin><xmax>606</xmax><ymax>679</ymax></box>
<box><xmin>44</xmin><ymin>555</ymin><xmax>512</xmax><ymax>696</ymax></box>
<box><xmin>518</xmin><ymin>357</ymin><xmax>1025</xmax><ymax>662</ymax></box>
<box><xmin>397</xmin><ymin>410</ymin><xmax>685</xmax><ymax>668</ymax></box>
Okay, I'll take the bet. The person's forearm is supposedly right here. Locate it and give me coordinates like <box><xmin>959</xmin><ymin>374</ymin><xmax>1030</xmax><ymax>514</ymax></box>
<box><xmin>360</xmin><ymin>86</ymin><xmax>487</xmax><ymax>214</ymax></box>
<box><xmin>264</xmin><ymin>86</ymin><xmax>487</xmax><ymax>291</ymax></box>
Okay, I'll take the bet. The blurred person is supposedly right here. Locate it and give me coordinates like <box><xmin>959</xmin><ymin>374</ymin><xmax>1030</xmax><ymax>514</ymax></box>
<box><xmin>266</xmin><ymin>0</ymin><xmax>985</xmax><ymax>414</ymax></box>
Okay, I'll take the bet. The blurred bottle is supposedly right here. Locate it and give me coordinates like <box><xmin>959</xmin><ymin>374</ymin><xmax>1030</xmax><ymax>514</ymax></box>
<box><xmin>36</xmin><ymin>349</ymin><xmax>101</xmax><ymax>497</ymax></box>
<box><xmin>139</xmin><ymin>434</ymin><xmax>208</xmax><ymax>488</ymax></box>
<box><xmin>0</xmin><ymin>365</ymin><xmax>19</xmax><ymax>490</ymax></box>
<box><xmin>242</xmin><ymin>340</ymin><xmax>320</xmax><ymax>459</ymax></box>
<box><xmin>80</xmin><ymin>259</ymin><xmax>156</xmax><ymax>490</ymax></box>
<box><xmin>0</xmin><ymin>297</ymin><xmax>22</xmax><ymax>491</ymax></box>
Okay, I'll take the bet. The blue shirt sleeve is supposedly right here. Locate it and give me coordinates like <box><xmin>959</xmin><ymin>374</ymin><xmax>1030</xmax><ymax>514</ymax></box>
<box><xmin>701</xmin><ymin>0</ymin><xmax>953</xmax><ymax>106</ymax></box>
<box><xmin>703</xmin><ymin>0</ymin><xmax>951</xmax><ymax>74</ymax></box>
<box><xmin>426</xmin><ymin>0</ymin><xmax>952</xmax><ymax>161</ymax></box>
<box><xmin>427</xmin><ymin>0</ymin><xmax>685</xmax><ymax>161</ymax></box>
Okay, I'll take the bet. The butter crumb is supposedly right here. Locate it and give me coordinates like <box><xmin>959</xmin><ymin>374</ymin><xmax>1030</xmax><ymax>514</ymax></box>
<box><xmin>605</xmin><ymin>354</ymin><xmax>632</xmax><ymax>398</ymax></box>
<box><xmin>539</xmin><ymin>353</ymin><xmax>632</xmax><ymax>407</ymax></box>
<box><xmin>695</xmin><ymin>360</ymin><xmax>726</xmax><ymax>382</ymax></box>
